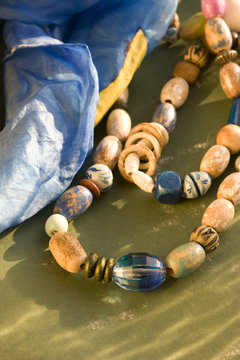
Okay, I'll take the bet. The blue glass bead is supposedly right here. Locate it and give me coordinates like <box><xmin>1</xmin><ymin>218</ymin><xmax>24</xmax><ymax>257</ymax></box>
<box><xmin>228</xmin><ymin>97</ymin><xmax>240</xmax><ymax>125</ymax></box>
<box><xmin>155</xmin><ymin>171</ymin><xmax>182</xmax><ymax>204</ymax></box>
<box><xmin>113</xmin><ymin>252</ymin><xmax>166</xmax><ymax>292</ymax></box>
<box><xmin>152</xmin><ymin>103</ymin><xmax>177</xmax><ymax>133</ymax></box>
<box><xmin>182</xmin><ymin>171</ymin><xmax>212</xmax><ymax>199</ymax></box>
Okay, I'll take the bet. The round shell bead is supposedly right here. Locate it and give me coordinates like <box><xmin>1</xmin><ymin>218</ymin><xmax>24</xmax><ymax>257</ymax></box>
<box><xmin>173</xmin><ymin>61</ymin><xmax>200</xmax><ymax>84</ymax></box>
<box><xmin>223</xmin><ymin>0</ymin><xmax>240</xmax><ymax>32</ymax></box>
<box><xmin>201</xmin><ymin>0</ymin><xmax>226</xmax><ymax>19</ymax></box>
<box><xmin>152</xmin><ymin>103</ymin><xmax>177</xmax><ymax>134</ymax></box>
<box><xmin>217</xmin><ymin>172</ymin><xmax>240</xmax><ymax>206</ymax></box>
<box><xmin>93</xmin><ymin>135</ymin><xmax>122</xmax><ymax>170</ymax></box>
<box><xmin>216</xmin><ymin>124</ymin><xmax>240</xmax><ymax>154</ymax></box>
<box><xmin>179</xmin><ymin>12</ymin><xmax>206</xmax><ymax>41</ymax></box>
<box><xmin>190</xmin><ymin>225</ymin><xmax>220</xmax><ymax>253</ymax></box>
<box><xmin>106</xmin><ymin>109</ymin><xmax>131</xmax><ymax>142</ymax></box>
<box><xmin>219</xmin><ymin>62</ymin><xmax>240</xmax><ymax>99</ymax></box>
<box><xmin>184</xmin><ymin>44</ymin><xmax>209</xmax><ymax>68</ymax></box>
<box><xmin>53</xmin><ymin>186</ymin><xmax>93</xmax><ymax>221</ymax></box>
<box><xmin>182</xmin><ymin>171</ymin><xmax>212</xmax><ymax>199</ymax></box>
<box><xmin>200</xmin><ymin>145</ymin><xmax>230</xmax><ymax>179</ymax></box>
<box><xmin>160</xmin><ymin>77</ymin><xmax>189</xmax><ymax>108</ymax></box>
<box><xmin>155</xmin><ymin>171</ymin><xmax>182</xmax><ymax>204</ymax></box>
<box><xmin>235</xmin><ymin>156</ymin><xmax>240</xmax><ymax>172</ymax></box>
<box><xmin>45</xmin><ymin>214</ymin><xmax>68</xmax><ymax>237</ymax></box>
<box><xmin>204</xmin><ymin>17</ymin><xmax>232</xmax><ymax>54</ymax></box>
<box><xmin>78</xmin><ymin>179</ymin><xmax>100</xmax><ymax>199</ymax></box>
<box><xmin>49</xmin><ymin>232</ymin><xmax>87</xmax><ymax>273</ymax></box>
<box><xmin>165</xmin><ymin>242</ymin><xmax>206</xmax><ymax>278</ymax></box>
<box><xmin>202</xmin><ymin>198</ymin><xmax>235</xmax><ymax>232</ymax></box>
<box><xmin>85</xmin><ymin>164</ymin><xmax>113</xmax><ymax>191</ymax></box>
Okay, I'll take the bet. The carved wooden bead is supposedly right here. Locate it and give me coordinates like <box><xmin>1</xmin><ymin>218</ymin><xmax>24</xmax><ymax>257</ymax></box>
<box><xmin>184</xmin><ymin>44</ymin><xmax>209</xmax><ymax>68</ymax></box>
<box><xmin>160</xmin><ymin>77</ymin><xmax>189</xmax><ymax>108</ymax></box>
<box><xmin>202</xmin><ymin>199</ymin><xmax>235</xmax><ymax>233</ymax></box>
<box><xmin>190</xmin><ymin>225</ymin><xmax>220</xmax><ymax>253</ymax></box>
<box><xmin>200</xmin><ymin>145</ymin><xmax>230</xmax><ymax>178</ymax></box>
<box><xmin>204</xmin><ymin>17</ymin><xmax>232</xmax><ymax>54</ymax></box>
<box><xmin>217</xmin><ymin>172</ymin><xmax>240</xmax><ymax>206</ymax></box>
<box><xmin>235</xmin><ymin>156</ymin><xmax>240</xmax><ymax>172</ymax></box>
<box><xmin>131</xmin><ymin>171</ymin><xmax>155</xmax><ymax>193</ymax></box>
<box><xmin>219</xmin><ymin>62</ymin><xmax>240</xmax><ymax>99</ymax></box>
<box><xmin>173</xmin><ymin>61</ymin><xmax>200</xmax><ymax>84</ymax></box>
<box><xmin>49</xmin><ymin>232</ymin><xmax>87</xmax><ymax>273</ymax></box>
<box><xmin>106</xmin><ymin>109</ymin><xmax>131</xmax><ymax>142</ymax></box>
<box><xmin>214</xmin><ymin>50</ymin><xmax>237</xmax><ymax>66</ymax></box>
<box><xmin>182</xmin><ymin>171</ymin><xmax>212</xmax><ymax>199</ymax></box>
<box><xmin>93</xmin><ymin>135</ymin><xmax>122</xmax><ymax>170</ymax></box>
<box><xmin>216</xmin><ymin>124</ymin><xmax>240</xmax><ymax>154</ymax></box>
<box><xmin>124</xmin><ymin>152</ymin><xmax>140</xmax><ymax>176</ymax></box>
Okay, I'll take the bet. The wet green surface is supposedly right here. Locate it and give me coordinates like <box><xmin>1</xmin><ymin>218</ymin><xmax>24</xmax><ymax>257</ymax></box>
<box><xmin>0</xmin><ymin>1</ymin><xmax>240</xmax><ymax>359</ymax></box>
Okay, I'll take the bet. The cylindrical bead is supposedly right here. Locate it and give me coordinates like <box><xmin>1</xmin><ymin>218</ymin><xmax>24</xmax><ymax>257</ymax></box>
<box><xmin>228</xmin><ymin>97</ymin><xmax>240</xmax><ymax>125</ymax></box>
<box><xmin>106</xmin><ymin>109</ymin><xmax>131</xmax><ymax>142</ymax></box>
<box><xmin>216</xmin><ymin>124</ymin><xmax>240</xmax><ymax>154</ymax></box>
<box><xmin>235</xmin><ymin>156</ymin><xmax>240</xmax><ymax>172</ymax></box>
<box><xmin>182</xmin><ymin>171</ymin><xmax>212</xmax><ymax>199</ymax></box>
<box><xmin>204</xmin><ymin>17</ymin><xmax>232</xmax><ymax>54</ymax></box>
<box><xmin>93</xmin><ymin>135</ymin><xmax>122</xmax><ymax>170</ymax></box>
<box><xmin>85</xmin><ymin>164</ymin><xmax>113</xmax><ymax>191</ymax></box>
<box><xmin>201</xmin><ymin>0</ymin><xmax>226</xmax><ymax>19</ymax></box>
<box><xmin>173</xmin><ymin>61</ymin><xmax>200</xmax><ymax>84</ymax></box>
<box><xmin>202</xmin><ymin>198</ymin><xmax>235</xmax><ymax>232</ymax></box>
<box><xmin>219</xmin><ymin>62</ymin><xmax>240</xmax><ymax>99</ymax></box>
<box><xmin>223</xmin><ymin>0</ymin><xmax>240</xmax><ymax>32</ymax></box>
<box><xmin>190</xmin><ymin>225</ymin><xmax>220</xmax><ymax>253</ymax></box>
<box><xmin>184</xmin><ymin>44</ymin><xmax>209</xmax><ymax>68</ymax></box>
<box><xmin>45</xmin><ymin>214</ymin><xmax>68</xmax><ymax>237</ymax></box>
<box><xmin>200</xmin><ymin>145</ymin><xmax>230</xmax><ymax>178</ymax></box>
<box><xmin>124</xmin><ymin>152</ymin><xmax>140</xmax><ymax>175</ymax></box>
<box><xmin>152</xmin><ymin>102</ymin><xmax>177</xmax><ymax>133</ymax></box>
<box><xmin>179</xmin><ymin>12</ymin><xmax>206</xmax><ymax>41</ymax></box>
<box><xmin>78</xmin><ymin>179</ymin><xmax>100</xmax><ymax>199</ymax></box>
<box><xmin>160</xmin><ymin>77</ymin><xmax>189</xmax><ymax>108</ymax></box>
<box><xmin>131</xmin><ymin>171</ymin><xmax>155</xmax><ymax>193</ymax></box>
<box><xmin>217</xmin><ymin>172</ymin><xmax>240</xmax><ymax>206</ymax></box>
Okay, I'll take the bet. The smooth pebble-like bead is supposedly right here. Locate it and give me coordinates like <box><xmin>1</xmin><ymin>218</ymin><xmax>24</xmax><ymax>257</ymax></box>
<box><xmin>160</xmin><ymin>77</ymin><xmax>189</xmax><ymax>108</ymax></box>
<box><xmin>155</xmin><ymin>171</ymin><xmax>182</xmax><ymax>204</ymax></box>
<box><xmin>235</xmin><ymin>156</ymin><xmax>240</xmax><ymax>172</ymax></box>
<box><xmin>85</xmin><ymin>164</ymin><xmax>113</xmax><ymax>191</ymax></box>
<box><xmin>200</xmin><ymin>145</ymin><xmax>230</xmax><ymax>179</ymax></box>
<box><xmin>201</xmin><ymin>0</ymin><xmax>226</xmax><ymax>19</ymax></box>
<box><xmin>106</xmin><ymin>109</ymin><xmax>131</xmax><ymax>142</ymax></box>
<box><xmin>219</xmin><ymin>61</ymin><xmax>240</xmax><ymax>99</ymax></box>
<box><xmin>93</xmin><ymin>135</ymin><xmax>122</xmax><ymax>170</ymax></box>
<box><xmin>131</xmin><ymin>171</ymin><xmax>155</xmax><ymax>193</ymax></box>
<box><xmin>184</xmin><ymin>44</ymin><xmax>209</xmax><ymax>68</ymax></box>
<box><xmin>173</xmin><ymin>61</ymin><xmax>200</xmax><ymax>84</ymax></box>
<box><xmin>216</xmin><ymin>124</ymin><xmax>240</xmax><ymax>154</ymax></box>
<box><xmin>152</xmin><ymin>103</ymin><xmax>177</xmax><ymax>133</ymax></box>
<box><xmin>202</xmin><ymin>198</ymin><xmax>235</xmax><ymax>232</ymax></box>
<box><xmin>53</xmin><ymin>186</ymin><xmax>93</xmax><ymax>221</ymax></box>
<box><xmin>223</xmin><ymin>0</ymin><xmax>240</xmax><ymax>32</ymax></box>
<box><xmin>182</xmin><ymin>171</ymin><xmax>212</xmax><ymax>199</ymax></box>
<box><xmin>49</xmin><ymin>232</ymin><xmax>87</xmax><ymax>273</ymax></box>
<box><xmin>165</xmin><ymin>242</ymin><xmax>206</xmax><ymax>278</ymax></box>
<box><xmin>163</xmin><ymin>27</ymin><xmax>179</xmax><ymax>44</ymax></box>
<box><xmin>217</xmin><ymin>172</ymin><xmax>240</xmax><ymax>206</ymax></box>
<box><xmin>179</xmin><ymin>12</ymin><xmax>206</xmax><ymax>41</ymax></box>
<box><xmin>78</xmin><ymin>179</ymin><xmax>100</xmax><ymax>199</ymax></box>
<box><xmin>45</xmin><ymin>214</ymin><xmax>68</xmax><ymax>237</ymax></box>
<box><xmin>228</xmin><ymin>96</ymin><xmax>240</xmax><ymax>125</ymax></box>
<box><xmin>205</xmin><ymin>17</ymin><xmax>232</xmax><ymax>54</ymax></box>
<box><xmin>113</xmin><ymin>252</ymin><xmax>166</xmax><ymax>291</ymax></box>
<box><xmin>190</xmin><ymin>225</ymin><xmax>220</xmax><ymax>253</ymax></box>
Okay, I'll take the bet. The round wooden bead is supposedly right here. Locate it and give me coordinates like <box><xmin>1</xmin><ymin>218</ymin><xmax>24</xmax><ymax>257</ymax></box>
<box><xmin>217</xmin><ymin>172</ymin><xmax>240</xmax><ymax>206</ymax></box>
<box><xmin>201</xmin><ymin>0</ymin><xmax>226</xmax><ymax>19</ymax></box>
<box><xmin>173</xmin><ymin>61</ymin><xmax>200</xmax><ymax>85</ymax></box>
<box><xmin>85</xmin><ymin>164</ymin><xmax>113</xmax><ymax>191</ymax></box>
<box><xmin>214</xmin><ymin>50</ymin><xmax>237</xmax><ymax>66</ymax></box>
<box><xmin>184</xmin><ymin>44</ymin><xmax>209</xmax><ymax>68</ymax></box>
<box><xmin>49</xmin><ymin>232</ymin><xmax>87</xmax><ymax>273</ymax></box>
<box><xmin>152</xmin><ymin>103</ymin><xmax>177</xmax><ymax>133</ymax></box>
<box><xmin>204</xmin><ymin>17</ymin><xmax>232</xmax><ymax>54</ymax></box>
<box><xmin>219</xmin><ymin>61</ymin><xmax>240</xmax><ymax>99</ymax></box>
<box><xmin>160</xmin><ymin>77</ymin><xmax>189</xmax><ymax>108</ymax></box>
<box><xmin>78</xmin><ymin>179</ymin><xmax>100</xmax><ymax>199</ymax></box>
<box><xmin>163</xmin><ymin>27</ymin><xmax>179</xmax><ymax>44</ymax></box>
<box><xmin>165</xmin><ymin>242</ymin><xmax>206</xmax><ymax>278</ymax></box>
<box><xmin>223</xmin><ymin>0</ymin><xmax>240</xmax><ymax>32</ymax></box>
<box><xmin>200</xmin><ymin>145</ymin><xmax>230</xmax><ymax>179</ymax></box>
<box><xmin>216</xmin><ymin>124</ymin><xmax>240</xmax><ymax>154</ymax></box>
<box><xmin>179</xmin><ymin>12</ymin><xmax>206</xmax><ymax>41</ymax></box>
<box><xmin>106</xmin><ymin>109</ymin><xmax>131</xmax><ymax>142</ymax></box>
<box><xmin>202</xmin><ymin>198</ymin><xmax>235</xmax><ymax>232</ymax></box>
<box><xmin>45</xmin><ymin>214</ymin><xmax>68</xmax><ymax>237</ymax></box>
<box><xmin>53</xmin><ymin>186</ymin><xmax>93</xmax><ymax>221</ymax></box>
<box><xmin>190</xmin><ymin>225</ymin><xmax>220</xmax><ymax>253</ymax></box>
<box><xmin>93</xmin><ymin>135</ymin><xmax>122</xmax><ymax>170</ymax></box>
<box><xmin>182</xmin><ymin>171</ymin><xmax>212</xmax><ymax>199</ymax></box>
<box><xmin>155</xmin><ymin>171</ymin><xmax>182</xmax><ymax>204</ymax></box>
<box><xmin>235</xmin><ymin>156</ymin><xmax>240</xmax><ymax>171</ymax></box>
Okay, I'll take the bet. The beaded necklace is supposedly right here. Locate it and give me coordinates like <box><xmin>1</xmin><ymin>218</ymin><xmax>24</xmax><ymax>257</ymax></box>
<box><xmin>45</xmin><ymin>1</ymin><xmax>240</xmax><ymax>292</ymax></box>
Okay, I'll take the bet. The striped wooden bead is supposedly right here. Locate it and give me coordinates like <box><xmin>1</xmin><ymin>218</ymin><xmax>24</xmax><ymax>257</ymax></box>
<box><xmin>190</xmin><ymin>225</ymin><xmax>220</xmax><ymax>253</ymax></box>
<box><xmin>182</xmin><ymin>171</ymin><xmax>212</xmax><ymax>199</ymax></box>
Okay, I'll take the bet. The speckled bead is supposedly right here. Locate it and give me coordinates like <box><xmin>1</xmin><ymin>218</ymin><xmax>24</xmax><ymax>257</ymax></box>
<box><xmin>216</xmin><ymin>124</ymin><xmax>240</xmax><ymax>154</ymax></box>
<box><xmin>93</xmin><ymin>135</ymin><xmax>122</xmax><ymax>170</ymax></box>
<box><xmin>184</xmin><ymin>44</ymin><xmax>209</xmax><ymax>68</ymax></box>
<box><xmin>202</xmin><ymin>198</ymin><xmax>235</xmax><ymax>232</ymax></box>
<box><xmin>152</xmin><ymin>103</ymin><xmax>177</xmax><ymax>133</ymax></box>
<box><xmin>200</xmin><ymin>145</ymin><xmax>230</xmax><ymax>179</ymax></box>
<box><xmin>45</xmin><ymin>214</ymin><xmax>68</xmax><ymax>237</ymax></box>
<box><xmin>190</xmin><ymin>225</ymin><xmax>220</xmax><ymax>253</ymax></box>
<box><xmin>173</xmin><ymin>61</ymin><xmax>200</xmax><ymax>84</ymax></box>
<box><xmin>53</xmin><ymin>186</ymin><xmax>93</xmax><ymax>221</ymax></box>
<box><xmin>163</xmin><ymin>27</ymin><xmax>179</xmax><ymax>44</ymax></box>
<box><xmin>165</xmin><ymin>242</ymin><xmax>206</xmax><ymax>278</ymax></box>
<box><xmin>235</xmin><ymin>156</ymin><xmax>240</xmax><ymax>171</ymax></box>
<box><xmin>217</xmin><ymin>172</ymin><xmax>240</xmax><ymax>206</ymax></box>
<box><xmin>182</xmin><ymin>171</ymin><xmax>212</xmax><ymax>199</ymax></box>
<box><xmin>204</xmin><ymin>17</ymin><xmax>232</xmax><ymax>54</ymax></box>
<box><xmin>85</xmin><ymin>164</ymin><xmax>113</xmax><ymax>191</ymax></box>
<box><xmin>228</xmin><ymin>97</ymin><xmax>240</xmax><ymax>125</ymax></box>
<box><xmin>179</xmin><ymin>12</ymin><xmax>206</xmax><ymax>41</ymax></box>
<box><xmin>160</xmin><ymin>77</ymin><xmax>189</xmax><ymax>108</ymax></box>
<box><xmin>106</xmin><ymin>109</ymin><xmax>131</xmax><ymax>142</ymax></box>
<box><xmin>219</xmin><ymin>62</ymin><xmax>240</xmax><ymax>99</ymax></box>
<box><xmin>155</xmin><ymin>171</ymin><xmax>182</xmax><ymax>204</ymax></box>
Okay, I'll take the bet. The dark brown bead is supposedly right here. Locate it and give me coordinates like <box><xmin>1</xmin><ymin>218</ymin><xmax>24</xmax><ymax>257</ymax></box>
<box><xmin>78</xmin><ymin>179</ymin><xmax>100</xmax><ymax>199</ymax></box>
<box><xmin>231</xmin><ymin>31</ymin><xmax>239</xmax><ymax>50</ymax></box>
<box><xmin>190</xmin><ymin>225</ymin><xmax>220</xmax><ymax>253</ymax></box>
<box><xmin>83</xmin><ymin>252</ymin><xmax>99</xmax><ymax>278</ymax></box>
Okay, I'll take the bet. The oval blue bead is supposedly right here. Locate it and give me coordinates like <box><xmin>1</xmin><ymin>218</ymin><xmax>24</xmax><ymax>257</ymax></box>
<box><xmin>228</xmin><ymin>96</ymin><xmax>240</xmax><ymax>125</ymax></box>
<box><xmin>152</xmin><ymin>102</ymin><xmax>177</xmax><ymax>133</ymax></box>
<box><xmin>155</xmin><ymin>171</ymin><xmax>182</xmax><ymax>204</ymax></box>
<box><xmin>113</xmin><ymin>252</ymin><xmax>166</xmax><ymax>292</ymax></box>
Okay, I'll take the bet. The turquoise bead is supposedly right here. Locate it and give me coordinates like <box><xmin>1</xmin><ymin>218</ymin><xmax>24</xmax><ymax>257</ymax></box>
<box><xmin>228</xmin><ymin>97</ymin><xmax>240</xmax><ymax>125</ymax></box>
<box><xmin>152</xmin><ymin>103</ymin><xmax>177</xmax><ymax>133</ymax></box>
<box><xmin>182</xmin><ymin>171</ymin><xmax>212</xmax><ymax>199</ymax></box>
<box><xmin>165</xmin><ymin>243</ymin><xmax>206</xmax><ymax>278</ymax></box>
<box><xmin>113</xmin><ymin>252</ymin><xmax>166</xmax><ymax>292</ymax></box>
<box><xmin>155</xmin><ymin>171</ymin><xmax>182</xmax><ymax>204</ymax></box>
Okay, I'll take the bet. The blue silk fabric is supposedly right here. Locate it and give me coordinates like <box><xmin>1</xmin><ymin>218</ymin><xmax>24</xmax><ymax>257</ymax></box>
<box><xmin>0</xmin><ymin>0</ymin><xmax>177</xmax><ymax>233</ymax></box>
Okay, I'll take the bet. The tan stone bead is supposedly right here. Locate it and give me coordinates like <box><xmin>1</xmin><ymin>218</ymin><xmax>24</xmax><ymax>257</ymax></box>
<box><xmin>202</xmin><ymin>199</ymin><xmax>235</xmax><ymax>233</ymax></box>
<box><xmin>217</xmin><ymin>172</ymin><xmax>240</xmax><ymax>206</ymax></box>
<box><xmin>219</xmin><ymin>62</ymin><xmax>240</xmax><ymax>99</ymax></box>
<box><xmin>235</xmin><ymin>156</ymin><xmax>240</xmax><ymax>172</ymax></box>
<box><xmin>173</xmin><ymin>61</ymin><xmax>200</xmax><ymax>84</ymax></box>
<box><xmin>49</xmin><ymin>232</ymin><xmax>87</xmax><ymax>273</ymax></box>
<box><xmin>200</xmin><ymin>145</ymin><xmax>230</xmax><ymax>179</ymax></box>
<box><xmin>216</xmin><ymin>124</ymin><xmax>240</xmax><ymax>155</ymax></box>
<box><xmin>160</xmin><ymin>77</ymin><xmax>189</xmax><ymax>108</ymax></box>
<box><xmin>93</xmin><ymin>135</ymin><xmax>122</xmax><ymax>170</ymax></box>
<box><xmin>106</xmin><ymin>109</ymin><xmax>131</xmax><ymax>142</ymax></box>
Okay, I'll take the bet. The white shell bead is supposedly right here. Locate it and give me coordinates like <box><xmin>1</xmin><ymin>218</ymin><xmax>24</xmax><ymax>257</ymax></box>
<box><xmin>106</xmin><ymin>109</ymin><xmax>131</xmax><ymax>142</ymax></box>
<box><xmin>124</xmin><ymin>152</ymin><xmax>140</xmax><ymax>176</ymax></box>
<box><xmin>160</xmin><ymin>77</ymin><xmax>189</xmax><ymax>108</ymax></box>
<box><xmin>131</xmin><ymin>171</ymin><xmax>155</xmax><ymax>193</ymax></box>
<box><xmin>217</xmin><ymin>172</ymin><xmax>240</xmax><ymax>206</ymax></box>
<box><xmin>45</xmin><ymin>214</ymin><xmax>68</xmax><ymax>237</ymax></box>
<box><xmin>85</xmin><ymin>164</ymin><xmax>113</xmax><ymax>191</ymax></box>
<box><xmin>200</xmin><ymin>145</ymin><xmax>230</xmax><ymax>178</ymax></box>
<box><xmin>202</xmin><ymin>198</ymin><xmax>235</xmax><ymax>233</ymax></box>
<box><xmin>93</xmin><ymin>135</ymin><xmax>122</xmax><ymax>170</ymax></box>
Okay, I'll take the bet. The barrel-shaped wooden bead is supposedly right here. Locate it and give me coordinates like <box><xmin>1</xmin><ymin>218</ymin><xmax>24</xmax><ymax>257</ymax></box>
<box><xmin>179</xmin><ymin>12</ymin><xmax>206</xmax><ymax>41</ymax></box>
<box><xmin>155</xmin><ymin>171</ymin><xmax>182</xmax><ymax>204</ymax></box>
<box><xmin>217</xmin><ymin>172</ymin><xmax>240</xmax><ymax>206</ymax></box>
<box><xmin>160</xmin><ymin>77</ymin><xmax>189</xmax><ymax>108</ymax></box>
<box><xmin>85</xmin><ymin>164</ymin><xmax>113</xmax><ymax>191</ymax></box>
<box><xmin>53</xmin><ymin>186</ymin><xmax>93</xmax><ymax>221</ymax></box>
<box><xmin>200</xmin><ymin>145</ymin><xmax>230</xmax><ymax>178</ymax></box>
<box><xmin>49</xmin><ymin>232</ymin><xmax>87</xmax><ymax>273</ymax></box>
<box><xmin>165</xmin><ymin>243</ymin><xmax>206</xmax><ymax>278</ymax></box>
<box><xmin>152</xmin><ymin>103</ymin><xmax>177</xmax><ymax>133</ymax></box>
<box><xmin>219</xmin><ymin>62</ymin><xmax>240</xmax><ymax>99</ymax></box>
<box><xmin>184</xmin><ymin>44</ymin><xmax>209</xmax><ymax>68</ymax></box>
<box><xmin>216</xmin><ymin>124</ymin><xmax>240</xmax><ymax>154</ymax></box>
<box><xmin>93</xmin><ymin>135</ymin><xmax>122</xmax><ymax>170</ymax></box>
<box><xmin>173</xmin><ymin>61</ymin><xmax>200</xmax><ymax>84</ymax></box>
<box><xmin>45</xmin><ymin>214</ymin><xmax>68</xmax><ymax>237</ymax></box>
<box><xmin>205</xmin><ymin>17</ymin><xmax>232</xmax><ymax>54</ymax></box>
<box><xmin>182</xmin><ymin>171</ymin><xmax>212</xmax><ymax>199</ymax></box>
<box><xmin>202</xmin><ymin>198</ymin><xmax>235</xmax><ymax>232</ymax></box>
<box><xmin>223</xmin><ymin>0</ymin><xmax>240</xmax><ymax>32</ymax></box>
<box><xmin>201</xmin><ymin>0</ymin><xmax>226</xmax><ymax>19</ymax></box>
<box><xmin>106</xmin><ymin>109</ymin><xmax>131</xmax><ymax>142</ymax></box>
<box><xmin>190</xmin><ymin>225</ymin><xmax>220</xmax><ymax>253</ymax></box>
<box><xmin>235</xmin><ymin>156</ymin><xmax>240</xmax><ymax>172</ymax></box>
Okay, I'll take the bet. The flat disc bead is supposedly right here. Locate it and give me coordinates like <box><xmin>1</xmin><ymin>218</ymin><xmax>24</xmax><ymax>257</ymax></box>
<box><xmin>160</xmin><ymin>77</ymin><xmax>189</xmax><ymax>108</ymax></box>
<box><xmin>152</xmin><ymin>103</ymin><xmax>177</xmax><ymax>133</ymax></box>
<box><xmin>106</xmin><ymin>109</ymin><xmax>131</xmax><ymax>142</ymax></box>
<box><xmin>202</xmin><ymin>198</ymin><xmax>235</xmax><ymax>232</ymax></box>
<box><xmin>204</xmin><ymin>17</ymin><xmax>232</xmax><ymax>54</ymax></box>
<box><xmin>93</xmin><ymin>135</ymin><xmax>122</xmax><ymax>170</ymax></box>
<box><xmin>216</xmin><ymin>124</ymin><xmax>240</xmax><ymax>154</ymax></box>
<box><xmin>182</xmin><ymin>171</ymin><xmax>212</xmax><ymax>199</ymax></box>
<box><xmin>85</xmin><ymin>164</ymin><xmax>113</xmax><ymax>191</ymax></box>
<box><xmin>45</xmin><ymin>214</ymin><xmax>68</xmax><ymax>237</ymax></box>
<box><xmin>155</xmin><ymin>171</ymin><xmax>182</xmax><ymax>204</ymax></box>
<box><xmin>200</xmin><ymin>144</ymin><xmax>230</xmax><ymax>178</ymax></box>
<box><xmin>217</xmin><ymin>172</ymin><xmax>240</xmax><ymax>206</ymax></box>
<box><xmin>78</xmin><ymin>179</ymin><xmax>100</xmax><ymax>199</ymax></box>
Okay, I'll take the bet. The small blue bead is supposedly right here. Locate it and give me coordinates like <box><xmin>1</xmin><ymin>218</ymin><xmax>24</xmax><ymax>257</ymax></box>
<box><xmin>155</xmin><ymin>171</ymin><xmax>182</xmax><ymax>204</ymax></box>
<box><xmin>228</xmin><ymin>97</ymin><xmax>240</xmax><ymax>125</ymax></box>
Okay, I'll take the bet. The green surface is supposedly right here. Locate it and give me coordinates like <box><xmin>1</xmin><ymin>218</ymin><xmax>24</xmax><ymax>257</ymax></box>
<box><xmin>0</xmin><ymin>1</ymin><xmax>240</xmax><ymax>359</ymax></box>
